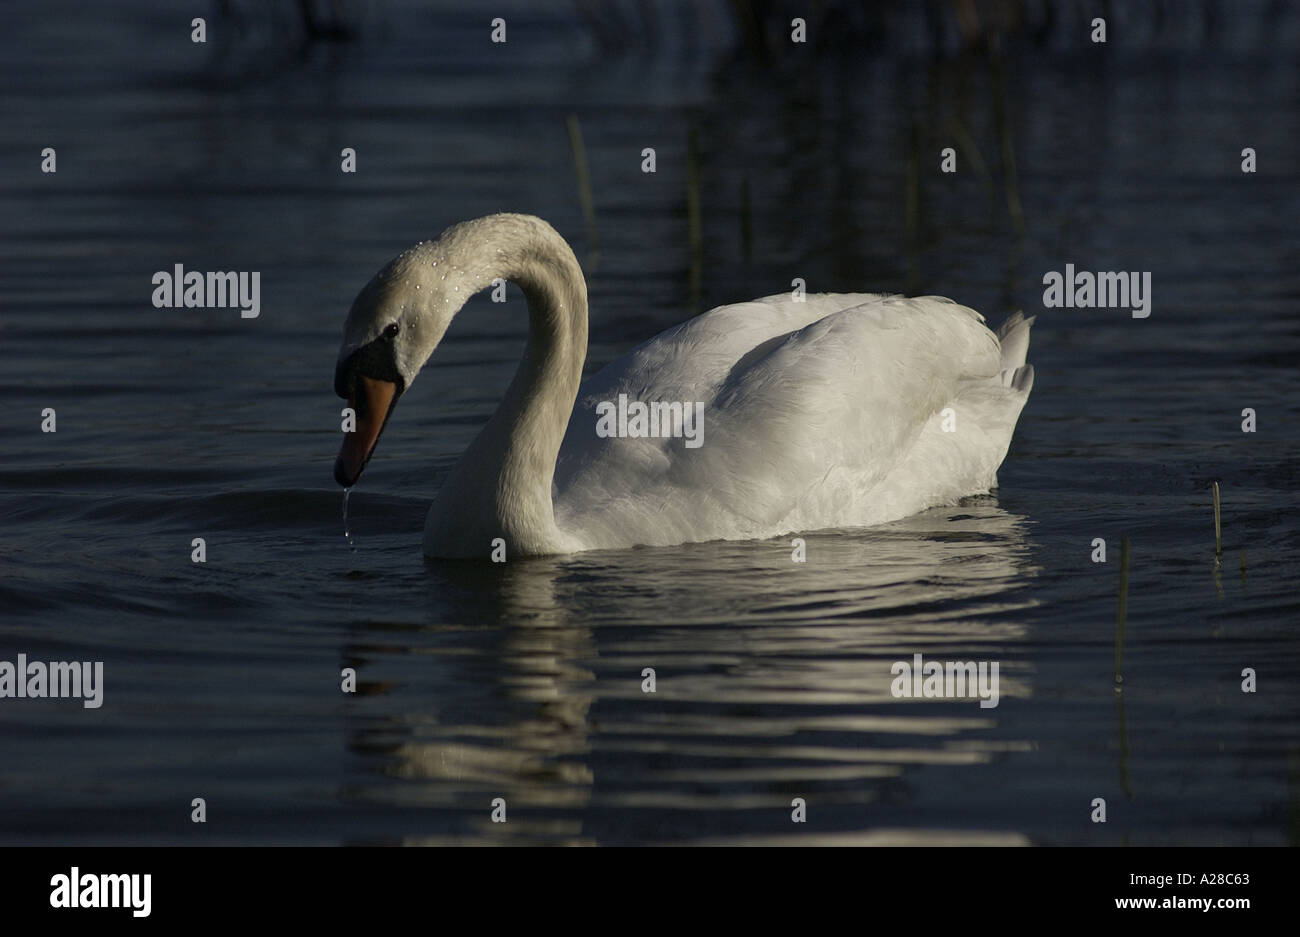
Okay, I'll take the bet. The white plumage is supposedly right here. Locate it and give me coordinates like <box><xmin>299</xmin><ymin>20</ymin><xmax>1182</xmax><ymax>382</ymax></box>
<box><xmin>555</xmin><ymin>292</ymin><xmax>1035</xmax><ymax>550</ymax></box>
<box><xmin>332</xmin><ymin>214</ymin><xmax>1034</xmax><ymax>558</ymax></box>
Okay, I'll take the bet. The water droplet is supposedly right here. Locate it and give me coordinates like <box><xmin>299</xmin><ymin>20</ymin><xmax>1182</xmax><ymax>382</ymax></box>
<box><xmin>342</xmin><ymin>487</ymin><xmax>356</xmax><ymax>552</ymax></box>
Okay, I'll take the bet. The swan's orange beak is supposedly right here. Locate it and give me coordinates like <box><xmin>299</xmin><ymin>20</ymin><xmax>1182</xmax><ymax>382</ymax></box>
<box><xmin>335</xmin><ymin>375</ymin><xmax>398</xmax><ymax>487</ymax></box>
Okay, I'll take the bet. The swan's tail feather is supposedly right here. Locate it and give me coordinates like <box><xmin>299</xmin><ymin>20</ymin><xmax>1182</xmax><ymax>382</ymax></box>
<box><xmin>1005</xmin><ymin>362</ymin><xmax>1035</xmax><ymax>394</ymax></box>
<box><xmin>996</xmin><ymin>312</ymin><xmax>1034</xmax><ymax>390</ymax></box>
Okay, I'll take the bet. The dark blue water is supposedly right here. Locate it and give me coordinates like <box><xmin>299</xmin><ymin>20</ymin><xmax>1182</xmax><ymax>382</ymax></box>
<box><xmin>1</xmin><ymin>0</ymin><xmax>1298</xmax><ymax>844</ymax></box>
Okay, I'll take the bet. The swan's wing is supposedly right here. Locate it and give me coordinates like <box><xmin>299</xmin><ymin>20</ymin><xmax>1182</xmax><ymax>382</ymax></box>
<box><xmin>564</xmin><ymin>291</ymin><xmax>898</xmax><ymax>423</ymax></box>
<box><xmin>577</xmin><ymin>291</ymin><xmax>893</xmax><ymax>399</ymax></box>
<box><xmin>555</xmin><ymin>293</ymin><xmax>1016</xmax><ymax>548</ymax></box>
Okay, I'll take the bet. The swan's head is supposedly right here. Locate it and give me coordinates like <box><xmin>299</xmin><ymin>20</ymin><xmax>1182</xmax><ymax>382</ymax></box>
<box><xmin>333</xmin><ymin>242</ymin><xmax>457</xmax><ymax>487</ymax></box>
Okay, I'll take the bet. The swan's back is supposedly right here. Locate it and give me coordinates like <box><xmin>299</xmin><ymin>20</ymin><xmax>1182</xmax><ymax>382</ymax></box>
<box><xmin>554</xmin><ymin>293</ymin><xmax>1034</xmax><ymax>550</ymax></box>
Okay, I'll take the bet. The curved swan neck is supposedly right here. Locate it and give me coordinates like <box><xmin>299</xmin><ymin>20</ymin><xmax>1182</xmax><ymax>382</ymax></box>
<box><xmin>422</xmin><ymin>214</ymin><xmax>588</xmax><ymax>556</ymax></box>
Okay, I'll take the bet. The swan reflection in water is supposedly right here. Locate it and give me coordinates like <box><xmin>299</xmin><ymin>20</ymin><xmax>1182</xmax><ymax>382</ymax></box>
<box><xmin>339</xmin><ymin>500</ymin><xmax>1039</xmax><ymax>845</ymax></box>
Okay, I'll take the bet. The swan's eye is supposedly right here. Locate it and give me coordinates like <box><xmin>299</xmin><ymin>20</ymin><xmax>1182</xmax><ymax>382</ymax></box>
<box><xmin>384</xmin><ymin>323</ymin><xmax>400</xmax><ymax>338</ymax></box>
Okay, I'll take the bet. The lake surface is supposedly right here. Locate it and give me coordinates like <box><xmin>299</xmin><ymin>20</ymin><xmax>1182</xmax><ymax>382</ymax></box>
<box><xmin>1</xmin><ymin>0</ymin><xmax>1298</xmax><ymax>845</ymax></box>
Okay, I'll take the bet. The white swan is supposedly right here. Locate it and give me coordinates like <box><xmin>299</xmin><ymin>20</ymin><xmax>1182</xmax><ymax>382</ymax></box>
<box><xmin>333</xmin><ymin>213</ymin><xmax>1035</xmax><ymax>558</ymax></box>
